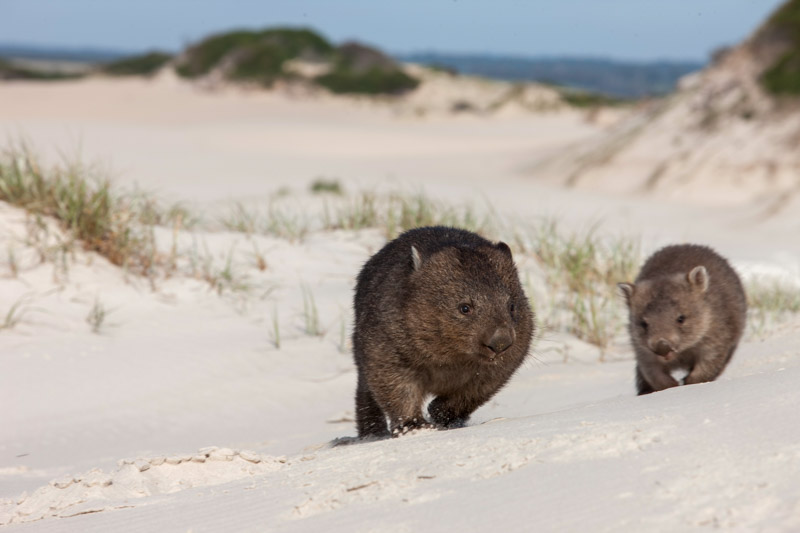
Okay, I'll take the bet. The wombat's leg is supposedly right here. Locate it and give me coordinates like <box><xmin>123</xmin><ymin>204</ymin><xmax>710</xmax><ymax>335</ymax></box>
<box><xmin>637</xmin><ymin>353</ymin><xmax>679</xmax><ymax>393</ymax></box>
<box><xmin>636</xmin><ymin>366</ymin><xmax>655</xmax><ymax>396</ymax></box>
<box><xmin>684</xmin><ymin>350</ymin><xmax>729</xmax><ymax>385</ymax></box>
<box><xmin>381</xmin><ymin>383</ymin><xmax>431</xmax><ymax>436</ymax></box>
<box><xmin>355</xmin><ymin>372</ymin><xmax>390</xmax><ymax>439</ymax></box>
<box><xmin>427</xmin><ymin>396</ymin><xmax>476</xmax><ymax>428</ymax></box>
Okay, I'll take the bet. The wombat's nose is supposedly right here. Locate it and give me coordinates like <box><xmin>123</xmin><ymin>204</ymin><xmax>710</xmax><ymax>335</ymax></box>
<box><xmin>651</xmin><ymin>339</ymin><xmax>674</xmax><ymax>356</ymax></box>
<box><xmin>486</xmin><ymin>328</ymin><xmax>514</xmax><ymax>354</ymax></box>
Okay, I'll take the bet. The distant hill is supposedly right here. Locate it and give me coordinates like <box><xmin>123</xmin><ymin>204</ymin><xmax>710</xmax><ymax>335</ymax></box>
<box><xmin>537</xmin><ymin>0</ymin><xmax>800</xmax><ymax>211</ymax></box>
<box><xmin>399</xmin><ymin>53</ymin><xmax>705</xmax><ymax>98</ymax></box>
<box><xmin>0</xmin><ymin>42</ymin><xmax>704</xmax><ymax>99</ymax></box>
<box><xmin>0</xmin><ymin>43</ymin><xmax>130</xmax><ymax>63</ymax></box>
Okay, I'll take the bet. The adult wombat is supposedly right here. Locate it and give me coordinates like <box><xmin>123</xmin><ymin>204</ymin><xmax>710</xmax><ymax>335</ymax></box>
<box><xmin>619</xmin><ymin>244</ymin><xmax>746</xmax><ymax>395</ymax></box>
<box><xmin>353</xmin><ymin>226</ymin><xmax>534</xmax><ymax>438</ymax></box>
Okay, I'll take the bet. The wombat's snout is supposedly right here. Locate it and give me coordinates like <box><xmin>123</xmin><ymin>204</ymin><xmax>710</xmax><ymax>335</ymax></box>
<box><xmin>485</xmin><ymin>327</ymin><xmax>515</xmax><ymax>355</ymax></box>
<box><xmin>650</xmin><ymin>338</ymin><xmax>675</xmax><ymax>357</ymax></box>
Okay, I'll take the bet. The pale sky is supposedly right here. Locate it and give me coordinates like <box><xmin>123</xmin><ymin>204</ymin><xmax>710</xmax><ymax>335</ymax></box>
<box><xmin>1</xmin><ymin>0</ymin><xmax>787</xmax><ymax>61</ymax></box>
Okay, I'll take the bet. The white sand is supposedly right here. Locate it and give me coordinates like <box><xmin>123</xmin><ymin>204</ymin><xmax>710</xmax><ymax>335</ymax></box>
<box><xmin>1</xmin><ymin>77</ymin><xmax>799</xmax><ymax>531</ymax></box>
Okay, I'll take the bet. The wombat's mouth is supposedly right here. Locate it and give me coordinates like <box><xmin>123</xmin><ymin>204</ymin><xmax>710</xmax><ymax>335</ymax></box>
<box><xmin>477</xmin><ymin>346</ymin><xmax>508</xmax><ymax>362</ymax></box>
<box><xmin>658</xmin><ymin>351</ymin><xmax>677</xmax><ymax>362</ymax></box>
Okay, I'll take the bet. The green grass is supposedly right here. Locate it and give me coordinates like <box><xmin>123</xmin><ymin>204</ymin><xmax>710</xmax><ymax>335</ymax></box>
<box><xmin>758</xmin><ymin>0</ymin><xmax>800</xmax><ymax>95</ymax></box>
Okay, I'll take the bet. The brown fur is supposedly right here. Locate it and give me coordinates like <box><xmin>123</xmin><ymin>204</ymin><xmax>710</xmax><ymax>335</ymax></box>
<box><xmin>353</xmin><ymin>226</ymin><xmax>535</xmax><ymax>438</ymax></box>
<box><xmin>619</xmin><ymin>244</ymin><xmax>747</xmax><ymax>395</ymax></box>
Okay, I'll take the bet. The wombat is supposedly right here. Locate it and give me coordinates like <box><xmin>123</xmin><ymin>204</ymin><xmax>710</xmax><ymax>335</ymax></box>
<box><xmin>353</xmin><ymin>226</ymin><xmax>535</xmax><ymax>438</ymax></box>
<box><xmin>618</xmin><ymin>244</ymin><xmax>747</xmax><ymax>395</ymax></box>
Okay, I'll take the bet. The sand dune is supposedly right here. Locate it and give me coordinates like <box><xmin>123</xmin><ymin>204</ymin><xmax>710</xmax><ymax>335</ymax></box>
<box><xmin>1</xmin><ymin>72</ymin><xmax>799</xmax><ymax>531</ymax></box>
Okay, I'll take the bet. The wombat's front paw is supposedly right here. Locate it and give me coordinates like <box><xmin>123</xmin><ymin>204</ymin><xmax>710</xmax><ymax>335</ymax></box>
<box><xmin>427</xmin><ymin>398</ymin><xmax>468</xmax><ymax>428</ymax></box>
<box><xmin>391</xmin><ymin>419</ymin><xmax>434</xmax><ymax>437</ymax></box>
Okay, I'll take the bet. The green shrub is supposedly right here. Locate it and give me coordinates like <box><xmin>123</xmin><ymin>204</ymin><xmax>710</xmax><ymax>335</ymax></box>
<box><xmin>316</xmin><ymin>67</ymin><xmax>419</xmax><ymax>95</ymax></box>
<box><xmin>102</xmin><ymin>51</ymin><xmax>172</xmax><ymax>76</ymax></box>
<box><xmin>762</xmin><ymin>49</ymin><xmax>800</xmax><ymax>95</ymax></box>
<box><xmin>561</xmin><ymin>89</ymin><xmax>625</xmax><ymax>108</ymax></box>
<box><xmin>310</xmin><ymin>178</ymin><xmax>343</xmax><ymax>195</ymax></box>
<box><xmin>176</xmin><ymin>27</ymin><xmax>333</xmax><ymax>79</ymax></box>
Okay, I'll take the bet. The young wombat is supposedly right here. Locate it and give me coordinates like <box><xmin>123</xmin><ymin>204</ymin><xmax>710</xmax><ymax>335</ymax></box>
<box><xmin>353</xmin><ymin>226</ymin><xmax>535</xmax><ymax>438</ymax></box>
<box><xmin>619</xmin><ymin>244</ymin><xmax>747</xmax><ymax>395</ymax></box>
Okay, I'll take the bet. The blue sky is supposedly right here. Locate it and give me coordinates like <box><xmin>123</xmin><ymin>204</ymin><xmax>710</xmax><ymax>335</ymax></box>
<box><xmin>1</xmin><ymin>0</ymin><xmax>786</xmax><ymax>61</ymax></box>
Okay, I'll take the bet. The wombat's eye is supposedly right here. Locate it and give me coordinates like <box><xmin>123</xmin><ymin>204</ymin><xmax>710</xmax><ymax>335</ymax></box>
<box><xmin>509</xmin><ymin>302</ymin><xmax>516</xmax><ymax>315</ymax></box>
<box><xmin>677</xmin><ymin>315</ymin><xmax>686</xmax><ymax>324</ymax></box>
<box><xmin>639</xmin><ymin>320</ymin><xmax>648</xmax><ymax>331</ymax></box>
<box><xmin>459</xmin><ymin>304</ymin><xmax>472</xmax><ymax>315</ymax></box>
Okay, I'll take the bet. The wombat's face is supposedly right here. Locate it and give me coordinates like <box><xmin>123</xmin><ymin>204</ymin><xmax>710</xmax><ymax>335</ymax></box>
<box><xmin>405</xmin><ymin>243</ymin><xmax>528</xmax><ymax>365</ymax></box>
<box><xmin>619</xmin><ymin>267</ymin><xmax>712</xmax><ymax>361</ymax></box>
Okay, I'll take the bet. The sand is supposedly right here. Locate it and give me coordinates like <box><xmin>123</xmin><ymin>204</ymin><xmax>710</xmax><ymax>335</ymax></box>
<box><xmin>1</xmin><ymin>76</ymin><xmax>799</xmax><ymax>531</ymax></box>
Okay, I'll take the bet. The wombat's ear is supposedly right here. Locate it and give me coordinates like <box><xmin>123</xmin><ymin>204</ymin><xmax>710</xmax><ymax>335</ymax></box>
<box><xmin>495</xmin><ymin>241</ymin><xmax>513</xmax><ymax>259</ymax></box>
<box><xmin>411</xmin><ymin>246</ymin><xmax>423</xmax><ymax>271</ymax></box>
<box><xmin>618</xmin><ymin>283</ymin><xmax>635</xmax><ymax>306</ymax></box>
<box><xmin>688</xmin><ymin>266</ymin><xmax>709</xmax><ymax>292</ymax></box>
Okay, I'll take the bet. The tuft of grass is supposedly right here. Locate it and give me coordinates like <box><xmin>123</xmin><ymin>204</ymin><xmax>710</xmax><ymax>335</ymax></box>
<box><xmin>86</xmin><ymin>297</ymin><xmax>110</xmax><ymax>334</ymax></box>
<box><xmin>324</xmin><ymin>191</ymin><xmax>489</xmax><ymax>239</ymax></box>
<box><xmin>301</xmin><ymin>284</ymin><xmax>321</xmax><ymax>336</ymax></box>
<box><xmin>271</xmin><ymin>305</ymin><xmax>281</xmax><ymax>349</ymax></box>
<box><xmin>219</xmin><ymin>202</ymin><xmax>309</xmax><ymax>241</ymax></box>
<box><xmin>250</xmin><ymin>242</ymin><xmax>268</xmax><ymax>271</ymax></box>
<box><xmin>6</xmin><ymin>245</ymin><xmax>18</xmax><ymax>278</ymax></box>
<box><xmin>0</xmin><ymin>145</ymin><xmax>187</xmax><ymax>277</ymax></box>
<box><xmin>745</xmin><ymin>276</ymin><xmax>800</xmax><ymax>337</ymax></box>
<box><xmin>310</xmin><ymin>178</ymin><xmax>343</xmax><ymax>195</ymax></box>
<box><xmin>525</xmin><ymin>220</ymin><xmax>640</xmax><ymax>352</ymax></box>
<box><xmin>0</xmin><ymin>292</ymin><xmax>39</xmax><ymax>331</ymax></box>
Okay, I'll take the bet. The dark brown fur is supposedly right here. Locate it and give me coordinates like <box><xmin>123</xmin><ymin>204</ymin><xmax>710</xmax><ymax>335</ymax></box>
<box><xmin>353</xmin><ymin>226</ymin><xmax>535</xmax><ymax>438</ymax></box>
<box><xmin>619</xmin><ymin>244</ymin><xmax>747</xmax><ymax>395</ymax></box>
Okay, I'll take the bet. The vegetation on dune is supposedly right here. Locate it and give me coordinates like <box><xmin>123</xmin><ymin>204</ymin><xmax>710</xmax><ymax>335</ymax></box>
<box><xmin>559</xmin><ymin>88</ymin><xmax>627</xmax><ymax>108</ymax></box>
<box><xmin>758</xmin><ymin>0</ymin><xmax>800</xmax><ymax>95</ymax></box>
<box><xmin>0</xmin><ymin>145</ymin><xmax>182</xmax><ymax>276</ymax></box>
<box><xmin>316</xmin><ymin>42</ymin><xmax>419</xmax><ymax>95</ymax></box>
<box><xmin>175</xmin><ymin>27</ymin><xmax>334</xmax><ymax>82</ymax></box>
<box><xmin>0</xmin><ymin>57</ymin><xmax>84</xmax><ymax>81</ymax></box>
<box><xmin>173</xmin><ymin>28</ymin><xmax>419</xmax><ymax>94</ymax></box>
<box><xmin>315</xmin><ymin>67</ymin><xmax>419</xmax><ymax>95</ymax></box>
<box><xmin>102</xmin><ymin>51</ymin><xmax>173</xmax><ymax>76</ymax></box>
